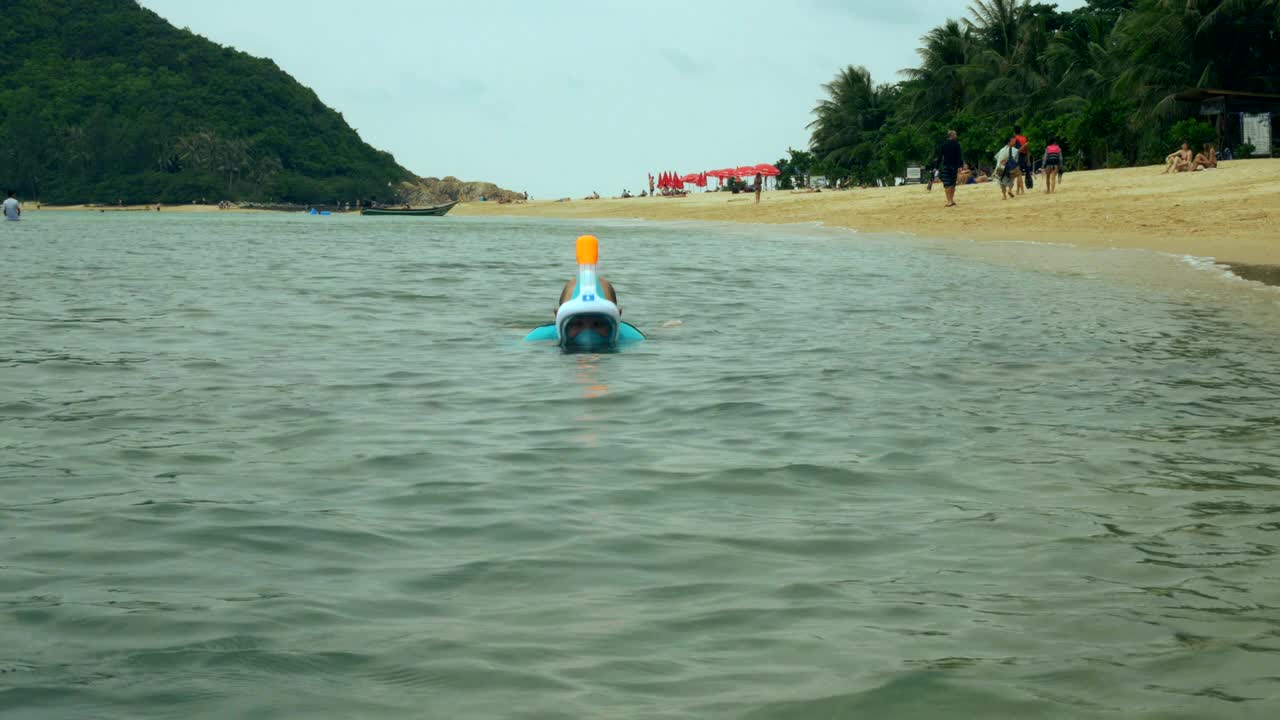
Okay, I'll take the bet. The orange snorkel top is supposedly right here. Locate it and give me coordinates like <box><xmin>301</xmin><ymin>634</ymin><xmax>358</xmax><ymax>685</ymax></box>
<box><xmin>576</xmin><ymin>234</ymin><xmax>599</xmax><ymax>265</ymax></box>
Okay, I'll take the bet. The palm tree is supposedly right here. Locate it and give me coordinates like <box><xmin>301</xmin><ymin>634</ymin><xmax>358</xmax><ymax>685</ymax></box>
<box><xmin>962</xmin><ymin>0</ymin><xmax>1050</xmax><ymax>121</ymax></box>
<box><xmin>1112</xmin><ymin>0</ymin><xmax>1280</xmax><ymax>127</ymax></box>
<box><xmin>808</xmin><ymin>66</ymin><xmax>892</xmax><ymax>180</ymax></box>
<box><xmin>1045</xmin><ymin>12</ymin><xmax>1130</xmax><ymax>165</ymax></box>
<box><xmin>966</xmin><ymin>0</ymin><xmax>1029</xmax><ymax>60</ymax></box>
<box><xmin>901</xmin><ymin>20</ymin><xmax>977</xmax><ymax>120</ymax></box>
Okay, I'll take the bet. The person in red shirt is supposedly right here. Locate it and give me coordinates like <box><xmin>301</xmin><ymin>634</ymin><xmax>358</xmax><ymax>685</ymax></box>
<box><xmin>1014</xmin><ymin>125</ymin><xmax>1030</xmax><ymax>196</ymax></box>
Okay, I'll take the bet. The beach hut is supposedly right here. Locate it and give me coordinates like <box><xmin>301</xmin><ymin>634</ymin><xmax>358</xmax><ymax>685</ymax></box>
<box><xmin>1175</xmin><ymin>88</ymin><xmax>1280</xmax><ymax>156</ymax></box>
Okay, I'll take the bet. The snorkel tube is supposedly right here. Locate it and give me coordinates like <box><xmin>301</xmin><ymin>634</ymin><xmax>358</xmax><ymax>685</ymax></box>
<box><xmin>555</xmin><ymin>235</ymin><xmax>621</xmax><ymax>350</ymax></box>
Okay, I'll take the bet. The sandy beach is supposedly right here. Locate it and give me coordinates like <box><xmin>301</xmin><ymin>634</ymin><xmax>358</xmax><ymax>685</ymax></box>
<box><xmin>20</xmin><ymin>160</ymin><xmax>1278</xmax><ymax>266</ymax></box>
<box><xmin>455</xmin><ymin>159</ymin><xmax>1280</xmax><ymax>266</ymax></box>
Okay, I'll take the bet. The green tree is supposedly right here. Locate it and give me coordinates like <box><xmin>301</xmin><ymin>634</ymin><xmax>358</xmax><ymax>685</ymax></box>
<box><xmin>0</xmin><ymin>0</ymin><xmax>413</xmax><ymax>203</ymax></box>
<box><xmin>808</xmin><ymin>66</ymin><xmax>894</xmax><ymax>183</ymax></box>
<box><xmin>796</xmin><ymin>0</ymin><xmax>1278</xmax><ymax>178</ymax></box>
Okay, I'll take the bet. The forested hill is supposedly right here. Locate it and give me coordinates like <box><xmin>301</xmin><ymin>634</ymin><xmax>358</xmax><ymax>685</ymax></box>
<box><xmin>0</xmin><ymin>0</ymin><xmax>412</xmax><ymax>204</ymax></box>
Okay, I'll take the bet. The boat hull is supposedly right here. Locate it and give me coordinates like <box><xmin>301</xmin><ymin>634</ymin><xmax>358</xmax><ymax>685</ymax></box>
<box><xmin>360</xmin><ymin>201</ymin><xmax>457</xmax><ymax>217</ymax></box>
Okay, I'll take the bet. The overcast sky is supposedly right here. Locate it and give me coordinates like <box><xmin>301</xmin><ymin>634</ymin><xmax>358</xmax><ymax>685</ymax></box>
<box><xmin>139</xmin><ymin>0</ymin><xmax>1085</xmax><ymax>199</ymax></box>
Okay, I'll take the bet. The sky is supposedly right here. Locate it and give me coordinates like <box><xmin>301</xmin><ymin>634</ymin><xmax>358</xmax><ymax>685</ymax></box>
<box><xmin>139</xmin><ymin>0</ymin><xmax>1086</xmax><ymax>200</ymax></box>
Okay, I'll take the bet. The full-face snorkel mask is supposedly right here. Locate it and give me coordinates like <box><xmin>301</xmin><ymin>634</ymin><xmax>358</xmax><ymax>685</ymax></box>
<box><xmin>556</xmin><ymin>235</ymin><xmax>621</xmax><ymax>350</ymax></box>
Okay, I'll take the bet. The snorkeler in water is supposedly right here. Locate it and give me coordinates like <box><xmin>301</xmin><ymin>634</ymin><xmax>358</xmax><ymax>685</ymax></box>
<box><xmin>522</xmin><ymin>235</ymin><xmax>644</xmax><ymax>350</ymax></box>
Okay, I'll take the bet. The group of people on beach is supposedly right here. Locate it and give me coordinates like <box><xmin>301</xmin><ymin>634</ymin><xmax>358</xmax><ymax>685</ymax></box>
<box><xmin>1163</xmin><ymin>143</ymin><xmax>1218</xmax><ymax>173</ymax></box>
<box><xmin>929</xmin><ymin>126</ymin><xmax>1064</xmax><ymax>206</ymax></box>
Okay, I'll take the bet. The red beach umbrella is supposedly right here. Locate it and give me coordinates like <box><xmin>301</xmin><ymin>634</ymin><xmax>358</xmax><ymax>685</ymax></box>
<box><xmin>735</xmin><ymin>166</ymin><xmax>757</xmax><ymax>177</ymax></box>
<box><xmin>754</xmin><ymin>163</ymin><xmax>781</xmax><ymax>176</ymax></box>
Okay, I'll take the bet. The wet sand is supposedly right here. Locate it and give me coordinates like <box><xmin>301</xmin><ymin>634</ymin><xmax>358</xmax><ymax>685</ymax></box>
<box><xmin>455</xmin><ymin>159</ymin><xmax>1280</xmax><ymax>266</ymax></box>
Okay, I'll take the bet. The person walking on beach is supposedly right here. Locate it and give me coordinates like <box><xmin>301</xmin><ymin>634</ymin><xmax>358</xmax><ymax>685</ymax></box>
<box><xmin>754</xmin><ymin>172</ymin><xmax>763</xmax><ymax>204</ymax></box>
<box><xmin>1013</xmin><ymin>125</ymin><xmax>1030</xmax><ymax>195</ymax></box>
<box><xmin>994</xmin><ymin>137</ymin><xmax>1019</xmax><ymax>200</ymax></box>
<box><xmin>3</xmin><ymin>190</ymin><xmax>20</xmax><ymax>221</ymax></box>
<box><xmin>935</xmin><ymin>130</ymin><xmax>963</xmax><ymax>207</ymax></box>
<box><xmin>1042</xmin><ymin>137</ymin><xmax>1063</xmax><ymax>194</ymax></box>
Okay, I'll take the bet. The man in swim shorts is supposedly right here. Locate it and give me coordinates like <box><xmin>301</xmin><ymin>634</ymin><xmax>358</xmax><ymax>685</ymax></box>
<box><xmin>934</xmin><ymin>130</ymin><xmax>963</xmax><ymax>207</ymax></box>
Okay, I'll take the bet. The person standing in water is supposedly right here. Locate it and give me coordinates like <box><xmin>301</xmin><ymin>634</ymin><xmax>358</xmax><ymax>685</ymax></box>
<box><xmin>3</xmin><ymin>190</ymin><xmax>20</xmax><ymax>221</ymax></box>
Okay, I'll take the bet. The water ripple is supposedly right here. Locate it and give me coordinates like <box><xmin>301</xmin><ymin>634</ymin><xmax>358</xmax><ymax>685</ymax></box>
<box><xmin>3</xmin><ymin>214</ymin><xmax>1279</xmax><ymax>718</ymax></box>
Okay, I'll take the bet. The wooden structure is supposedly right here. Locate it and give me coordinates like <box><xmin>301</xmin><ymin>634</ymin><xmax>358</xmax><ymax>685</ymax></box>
<box><xmin>1175</xmin><ymin>88</ymin><xmax>1280</xmax><ymax>155</ymax></box>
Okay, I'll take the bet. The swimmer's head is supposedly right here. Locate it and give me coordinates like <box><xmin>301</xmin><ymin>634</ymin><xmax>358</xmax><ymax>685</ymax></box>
<box><xmin>556</xmin><ymin>299</ymin><xmax>621</xmax><ymax>350</ymax></box>
<box><xmin>555</xmin><ymin>234</ymin><xmax>621</xmax><ymax>350</ymax></box>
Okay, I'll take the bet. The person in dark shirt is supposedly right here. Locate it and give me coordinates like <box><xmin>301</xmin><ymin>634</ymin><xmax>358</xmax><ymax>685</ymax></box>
<box><xmin>1014</xmin><ymin>125</ymin><xmax>1030</xmax><ymax>195</ymax></box>
<box><xmin>935</xmin><ymin>130</ymin><xmax>963</xmax><ymax>207</ymax></box>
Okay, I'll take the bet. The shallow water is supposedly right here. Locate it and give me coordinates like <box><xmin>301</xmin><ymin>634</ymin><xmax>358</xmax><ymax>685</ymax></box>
<box><xmin>2</xmin><ymin>212</ymin><xmax>1279</xmax><ymax>719</ymax></box>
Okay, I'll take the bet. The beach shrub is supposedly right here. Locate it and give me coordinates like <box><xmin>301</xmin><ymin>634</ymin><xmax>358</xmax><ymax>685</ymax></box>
<box><xmin>1167</xmin><ymin>119</ymin><xmax>1217</xmax><ymax>150</ymax></box>
<box><xmin>1237</xmin><ymin>142</ymin><xmax>1256</xmax><ymax>157</ymax></box>
<box><xmin>1137</xmin><ymin>134</ymin><xmax>1170</xmax><ymax>166</ymax></box>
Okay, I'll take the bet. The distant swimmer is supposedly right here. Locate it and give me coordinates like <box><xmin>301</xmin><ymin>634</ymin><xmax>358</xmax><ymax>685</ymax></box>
<box><xmin>3</xmin><ymin>190</ymin><xmax>20</xmax><ymax>221</ymax></box>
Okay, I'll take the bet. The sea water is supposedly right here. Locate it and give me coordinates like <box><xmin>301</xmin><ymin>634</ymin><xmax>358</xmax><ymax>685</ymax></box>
<box><xmin>2</xmin><ymin>212</ymin><xmax>1279</xmax><ymax>719</ymax></box>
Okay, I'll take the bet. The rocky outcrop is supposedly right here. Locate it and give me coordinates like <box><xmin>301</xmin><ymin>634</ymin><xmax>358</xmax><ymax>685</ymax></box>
<box><xmin>398</xmin><ymin>176</ymin><xmax>525</xmax><ymax>206</ymax></box>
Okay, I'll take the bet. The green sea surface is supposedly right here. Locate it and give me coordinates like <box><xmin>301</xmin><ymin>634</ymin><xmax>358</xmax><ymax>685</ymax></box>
<box><xmin>2</xmin><ymin>212</ymin><xmax>1279</xmax><ymax>719</ymax></box>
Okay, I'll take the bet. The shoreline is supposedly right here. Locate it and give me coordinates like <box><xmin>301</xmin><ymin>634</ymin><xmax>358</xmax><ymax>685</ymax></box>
<box><xmin>452</xmin><ymin>160</ymin><xmax>1280</xmax><ymax>267</ymax></box>
<box><xmin>17</xmin><ymin>160</ymin><xmax>1278</xmax><ymax>269</ymax></box>
<box><xmin>21</xmin><ymin>203</ymin><xmax>315</xmax><ymax>214</ymax></box>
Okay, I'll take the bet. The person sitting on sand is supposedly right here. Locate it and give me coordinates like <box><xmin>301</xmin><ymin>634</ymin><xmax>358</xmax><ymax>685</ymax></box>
<box><xmin>957</xmin><ymin>164</ymin><xmax>972</xmax><ymax>185</ymax></box>
<box><xmin>1164</xmin><ymin>143</ymin><xmax>1193</xmax><ymax>173</ymax></box>
<box><xmin>1193</xmin><ymin>143</ymin><xmax>1217</xmax><ymax>171</ymax></box>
